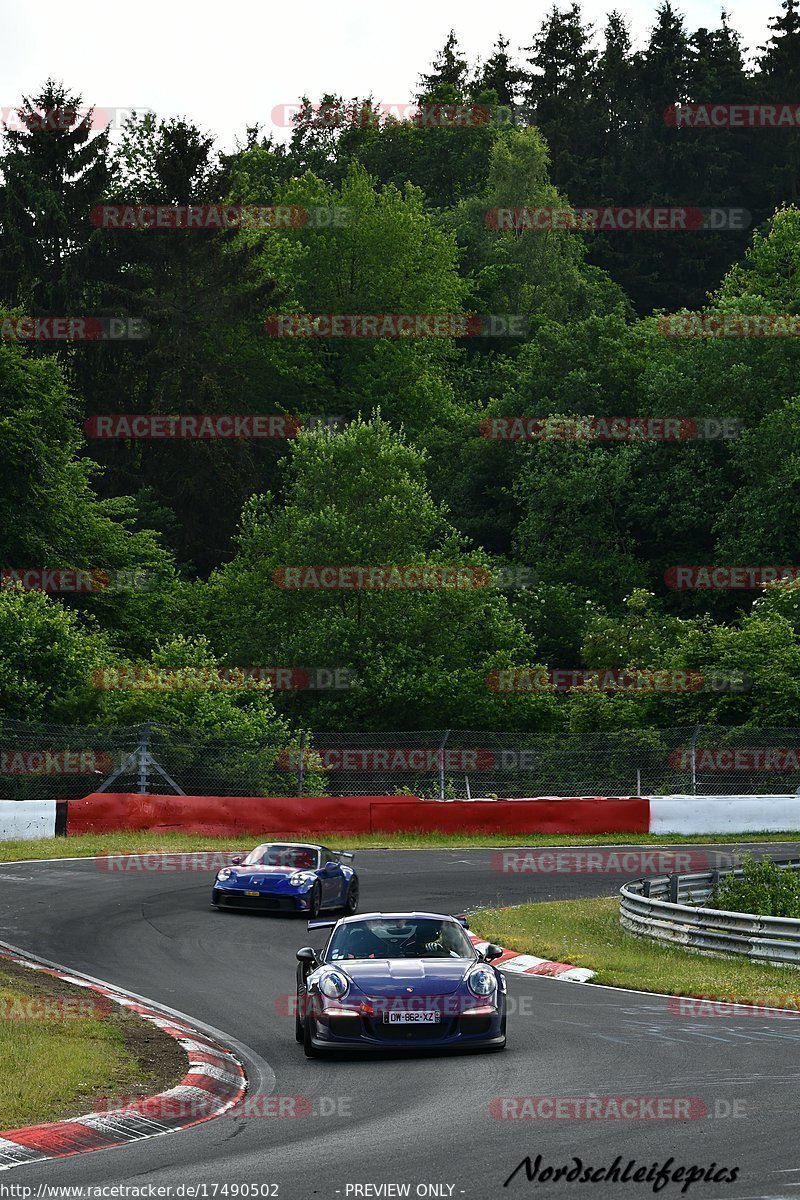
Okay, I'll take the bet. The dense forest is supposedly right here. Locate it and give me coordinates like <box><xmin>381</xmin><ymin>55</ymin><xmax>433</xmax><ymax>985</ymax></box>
<box><xmin>2</xmin><ymin>0</ymin><xmax>800</xmax><ymax>751</ymax></box>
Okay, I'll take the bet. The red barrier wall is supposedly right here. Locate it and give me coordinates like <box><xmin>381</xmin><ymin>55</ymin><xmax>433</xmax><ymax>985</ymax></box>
<box><xmin>368</xmin><ymin>797</ymin><xmax>650</xmax><ymax>835</ymax></box>
<box><xmin>67</xmin><ymin>793</ymin><xmax>649</xmax><ymax>836</ymax></box>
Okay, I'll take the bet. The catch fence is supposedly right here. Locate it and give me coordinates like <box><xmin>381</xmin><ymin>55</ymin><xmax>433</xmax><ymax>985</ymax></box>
<box><xmin>2</xmin><ymin>721</ymin><xmax>800</xmax><ymax>800</ymax></box>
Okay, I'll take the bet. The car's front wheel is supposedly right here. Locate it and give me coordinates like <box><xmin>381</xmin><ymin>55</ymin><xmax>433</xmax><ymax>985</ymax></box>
<box><xmin>295</xmin><ymin>993</ymin><xmax>304</xmax><ymax>1043</ymax></box>
<box><xmin>303</xmin><ymin>1011</ymin><xmax>321</xmax><ymax>1058</ymax></box>
<box><xmin>308</xmin><ymin>883</ymin><xmax>322</xmax><ymax>919</ymax></box>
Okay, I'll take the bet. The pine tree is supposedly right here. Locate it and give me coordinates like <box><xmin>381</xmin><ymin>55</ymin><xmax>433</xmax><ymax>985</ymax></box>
<box><xmin>0</xmin><ymin>80</ymin><xmax>109</xmax><ymax>314</ymax></box>
<box><xmin>757</xmin><ymin>0</ymin><xmax>800</xmax><ymax>203</ymax></box>
<box><xmin>417</xmin><ymin>30</ymin><xmax>470</xmax><ymax>100</ymax></box>
<box><xmin>473</xmin><ymin>36</ymin><xmax>526</xmax><ymax>107</ymax></box>
<box><xmin>522</xmin><ymin>4</ymin><xmax>602</xmax><ymax>197</ymax></box>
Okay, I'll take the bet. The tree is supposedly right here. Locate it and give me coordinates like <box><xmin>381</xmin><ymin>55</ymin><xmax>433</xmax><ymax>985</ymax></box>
<box><xmin>473</xmin><ymin>37</ymin><xmax>526</xmax><ymax>107</ymax></box>
<box><xmin>0</xmin><ymin>81</ymin><xmax>109</xmax><ymax>315</ymax></box>
<box><xmin>202</xmin><ymin>418</ymin><xmax>559</xmax><ymax>731</ymax></box>
<box><xmin>417</xmin><ymin>31</ymin><xmax>470</xmax><ymax>100</ymax></box>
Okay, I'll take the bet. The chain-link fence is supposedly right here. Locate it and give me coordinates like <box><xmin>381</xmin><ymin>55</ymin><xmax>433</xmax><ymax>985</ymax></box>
<box><xmin>3</xmin><ymin>720</ymin><xmax>800</xmax><ymax>800</ymax></box>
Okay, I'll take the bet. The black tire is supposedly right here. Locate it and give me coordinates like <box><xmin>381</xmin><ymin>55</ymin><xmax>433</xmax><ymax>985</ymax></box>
<box><xmin>295</xmin><ymin>993</ymin><xmax>304</xmax><ymax>1043</ymax></box>
<box><xmin>303</xmin><ymin>1010</ymin><xmax>321</xmax><ymax>1058</ymax></box>
<box><xmin>308</xmin><ymin>883</ymin><xmax>322</xmax><ymax>919</ymax></box>
<box><xmin>342</xmin><ymin>878</ymin><xmax>359</xmax><ymax>914</ymax></box>
<box><xmin>211</xmin><ymin>889</ymin><xmax>221</xmax><ymax>908</ymax></box>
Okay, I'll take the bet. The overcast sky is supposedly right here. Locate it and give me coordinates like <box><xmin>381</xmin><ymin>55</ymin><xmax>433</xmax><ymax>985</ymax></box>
<box><xmin>1</xmin><ymin>0</ymin><xmax>778</xmax><ymax>152</ymax></box>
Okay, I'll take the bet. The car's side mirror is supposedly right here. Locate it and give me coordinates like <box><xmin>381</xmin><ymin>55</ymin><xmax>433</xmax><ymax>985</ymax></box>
<box><xmin>230</xmin><ymin>855</ymin><xmax>242</xmax><ymax>865</ymax></box>
<box><xmin>325</xmin><ymin>861</ymin><xmax>338</xmax><ymax>871</ymax></box>
<box><xmin>483</xmin><ymin>944</ymin><xmax>504</xmax><ymax>961</ymax></box>
<box><xmin>296</xmin><ymin>947</ymin><xmax>318</xmax><ymax>964</ymax></box>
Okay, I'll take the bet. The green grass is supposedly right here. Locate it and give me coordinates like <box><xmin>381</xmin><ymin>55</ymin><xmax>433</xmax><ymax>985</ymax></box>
<box><xmin>3</xmin><ymin>829</ymin><xmax>800</xmax><ymax>862</ymax></box>
<box><xmin>0</xmin><ymin>965</ymin><xmax>160</xmax><ymax>1129</ymax></box>
<box><xmin>471</xmin><ymin>896</ymin><xmax>800</xmax><ymax>1004</ymax></box>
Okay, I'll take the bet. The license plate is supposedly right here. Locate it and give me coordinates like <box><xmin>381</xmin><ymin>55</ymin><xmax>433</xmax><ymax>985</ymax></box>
<box><xmin>244</xmin><ymin>890</ymin><xmax>260</xmax><ymax>897</ymax></box>
<box><xmin>383</xmin><ymin>1011</ymin><xmax>440</xmax><ymax>1024</ymax></box>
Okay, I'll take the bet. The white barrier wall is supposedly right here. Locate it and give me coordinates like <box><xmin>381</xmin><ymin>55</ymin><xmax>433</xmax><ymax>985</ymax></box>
<box><xmin>649</xmin><ymin>795</ymin><xmax>800</xmax><ymax>834</ymax></box>
<box><xmin>0</xmin><ymin>800</ymin><xmax>56</xmax><ymax>840</ymax></box>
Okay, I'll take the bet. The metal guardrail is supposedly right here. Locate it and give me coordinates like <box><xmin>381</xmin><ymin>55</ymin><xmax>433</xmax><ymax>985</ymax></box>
<box><xmin>620</xmin><ymin>860</ymin><xmax>800</xmax><ymax>966</ymax></box>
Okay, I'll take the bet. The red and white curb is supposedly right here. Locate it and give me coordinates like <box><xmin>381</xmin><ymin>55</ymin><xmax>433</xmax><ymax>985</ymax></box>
<box><xmin>0</xmin><ymin>945</ymin><xmax>247</xmax><ymax>1171</ymax></box>
<box><xmin>468</xmin><ymin>933</ymin><xmax>595</xmax><ymax>983</ymax></box>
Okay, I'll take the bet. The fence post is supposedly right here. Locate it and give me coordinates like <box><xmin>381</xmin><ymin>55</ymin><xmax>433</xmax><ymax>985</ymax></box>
<box><xmin>297</xmin><ymin>731</ymin><xmax>306</xmax><ymax>798</ymax></box>
<box><xmin>636</xmin><ymin>767</ymin><xmax>641</xmax><ymax>796</ymax></box>
<box><xmin>439</xmin><ymin>730</ymin><xmax>451</xmax><ymax>800</ymax></box>
<box><xmin>137</xmin><ymin>724</ymin><xmax>151</xmax><ymax>795</ymax></box>
<box><xmin>690</xmin><ymin>724</ymin><xmax>701</xmax><ymax>795</ymax></box>
<box><xmin>669</xmin><ymin>873</ymin><xmax>679</xmax><ymax>903</ymax></box>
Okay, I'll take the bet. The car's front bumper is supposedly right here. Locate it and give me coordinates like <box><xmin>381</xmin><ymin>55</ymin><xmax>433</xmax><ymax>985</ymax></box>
<box><xmin>306</xmin><ymin>1006</ymin><xmax>505</xmax><ymax>1051</ymax></box>
<box><xmin>212</xmin><ymin>888</ymin><xmax>311</xmax><ymax>911</ymax></box>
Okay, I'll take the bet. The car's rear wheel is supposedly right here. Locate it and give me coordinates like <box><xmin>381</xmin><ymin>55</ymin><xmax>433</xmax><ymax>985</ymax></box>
<box><xmin>308</xmin><ymin>883</ymin><xmax>322</xmax><ymax>919</ymax></box>
<box><xmin>342</xmin><ymin>879</ymin><xmax>359</xmax><ymax>914</ymax></box>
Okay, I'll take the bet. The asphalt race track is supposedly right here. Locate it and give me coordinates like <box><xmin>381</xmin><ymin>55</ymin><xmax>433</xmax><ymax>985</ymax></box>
<box><xmin>2</xmin><ymin>845</ymin><xmax>800</xmax><ymax>1199</ymax></box>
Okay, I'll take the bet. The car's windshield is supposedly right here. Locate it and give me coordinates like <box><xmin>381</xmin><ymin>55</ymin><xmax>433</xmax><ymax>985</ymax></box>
<box><xmin>327</xmin><ymin>917</ymin><xmax>475</xmax><ymax>961</ymax></box>
<box><xmin>243</xmin><ymin>844</ymin><xmax>319</xmax><ymax>869</ymax></box>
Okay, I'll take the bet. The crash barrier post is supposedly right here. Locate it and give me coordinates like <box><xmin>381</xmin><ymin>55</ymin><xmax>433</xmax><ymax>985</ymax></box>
<box><xmin>620</xmin><ymin>860</ymin><xmax>800</xmax><ymax>965</ymax></box>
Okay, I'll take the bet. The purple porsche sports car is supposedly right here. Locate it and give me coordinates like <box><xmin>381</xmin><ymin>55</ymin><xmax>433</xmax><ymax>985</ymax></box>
<box><xmin>295</xmin><ymin>912</ymin><xmax>507</xmax><ymax>1056</ymax></box>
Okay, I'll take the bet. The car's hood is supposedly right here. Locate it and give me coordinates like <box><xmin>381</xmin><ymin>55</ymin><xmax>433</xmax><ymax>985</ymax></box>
<box><xmin>338</xmin><ymin>959</ymin><xmax>474</xmax><ymax>997</ymax></box>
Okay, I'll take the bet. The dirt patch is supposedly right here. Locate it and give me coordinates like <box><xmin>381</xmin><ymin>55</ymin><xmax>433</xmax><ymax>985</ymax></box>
<box><xmin>0</xmin><ymin>956</ymin><xmax>188</xmax><ymax>1122</ymax></box>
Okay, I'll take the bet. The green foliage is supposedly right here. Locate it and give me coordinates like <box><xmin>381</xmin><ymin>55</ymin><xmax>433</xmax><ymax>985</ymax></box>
<box><xmin>711</xmin><ymin>854</ymin><xmax>800</xmax><ymax>918</ymax></box>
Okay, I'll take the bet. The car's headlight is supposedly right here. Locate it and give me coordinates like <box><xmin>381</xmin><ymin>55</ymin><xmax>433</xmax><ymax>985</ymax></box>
<box><xmin>466</xmin><ymin>966</ymin><xmax>497</xmax><ymax>997</ymax></box>
<box><xmin>289</xmin><ymin>872</ymin><xmax>314</xmax><ymax>887</ymax></box>
<box><xmin>216</xmin><ymin>868</ymin><xmax>232</xmax><ymax>882</ymax></box>
<box><xmin>318</xmin><ymin>970</ymin><xmax>349</xmax><ymax>1000</ymax></box>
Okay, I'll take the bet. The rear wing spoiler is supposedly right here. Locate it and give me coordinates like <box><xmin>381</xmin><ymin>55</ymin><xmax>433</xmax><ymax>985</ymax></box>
<box><xmin>338</xmin><ymin>852</ymin><xmax>354</xmax><ymax>861</ymax></box>
<box><xmin>307</xmin><ymin>918</ymin><xmax>337</xmax><ymax>931</ymax></box>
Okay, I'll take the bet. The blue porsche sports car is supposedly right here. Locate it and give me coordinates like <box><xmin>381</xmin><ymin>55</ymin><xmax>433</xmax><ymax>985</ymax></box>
<box><xmin>295</xmin><ymin>912</ymin><xmax>507</xmax><ymax>1056</ymax></box>
<box><xmin>211</xmin><ymin>842</ymin><xmax>358</xmax><ymax>916</ymax></box>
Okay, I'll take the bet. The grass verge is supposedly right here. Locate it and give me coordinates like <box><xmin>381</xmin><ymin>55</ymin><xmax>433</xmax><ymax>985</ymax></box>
<box><xmin>471</xmin><ymin>896</ymin><xmax>800</xmax><ymax>1004</ymax></box>
<box><xmin>0</xmin><ymin>958</ymin><xmax>186</xmax><ymax>1128</ymax></box>
<box><xmin>3</xmin><ymin>830</ymin><xmax>800</xmax><ymax>862</ymax></box>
